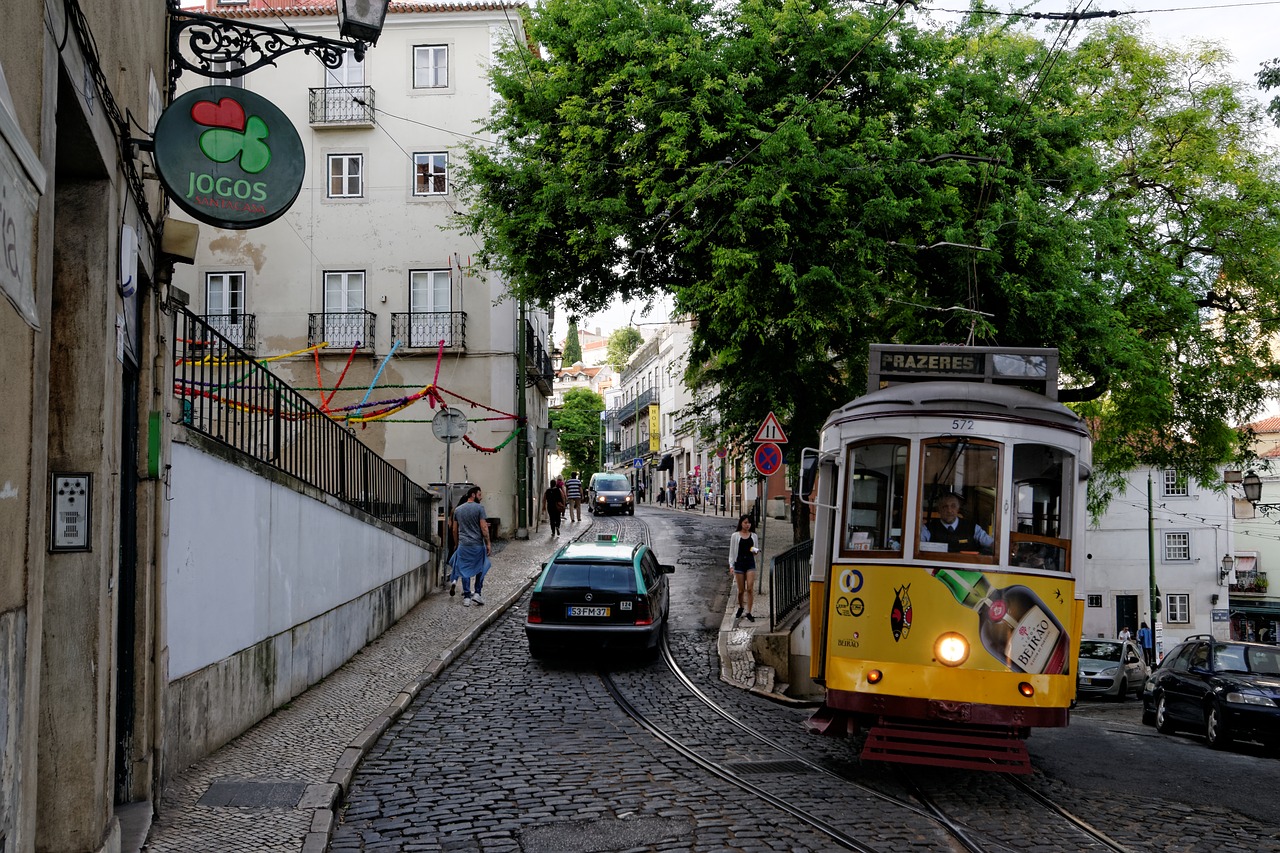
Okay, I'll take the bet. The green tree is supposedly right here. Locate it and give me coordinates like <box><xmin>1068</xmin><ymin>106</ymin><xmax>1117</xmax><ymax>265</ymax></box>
<box><xmin>550</xmin><ymin>387</ymin><xmax>605</xmax><ymax>476</ymax></box>
<box><xmin>605</xmin><ymin>327</ymin><xmax>644</xmax><ymax>373</ymax></box>
<box><xmin>459</xmin><ymin>2</ymin><xmax>1280</xmax><ymax>501</ymax></box>
<box><xmin>561</xmin><ymin>316</ymin><xmax>583</xmax><ymax>366</ymax></box>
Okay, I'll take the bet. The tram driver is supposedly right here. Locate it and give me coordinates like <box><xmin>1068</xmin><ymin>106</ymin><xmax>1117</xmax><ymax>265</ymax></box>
<box><xmin>921</xmin><ymin>492</ymin><xmax>994</xmax><ymax>554</ymax></box>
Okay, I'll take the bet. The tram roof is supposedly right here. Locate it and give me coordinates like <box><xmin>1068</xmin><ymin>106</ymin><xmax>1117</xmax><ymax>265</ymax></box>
<box><xmin>830</xmin><ymin>381</ymin><xmax>1088</xmax><ymax>435</ymax></box>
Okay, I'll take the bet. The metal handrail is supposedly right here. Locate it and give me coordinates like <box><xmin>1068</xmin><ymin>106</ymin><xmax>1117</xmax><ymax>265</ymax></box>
<box><xmin>770</xmin><ymin>538</ymin><xmax>813</xmax><ymax>630</ymax></box>
<box><xmin>174</xmin><ymin>307</ymin><xmax>432</xmax><ymax>540</ymax></box>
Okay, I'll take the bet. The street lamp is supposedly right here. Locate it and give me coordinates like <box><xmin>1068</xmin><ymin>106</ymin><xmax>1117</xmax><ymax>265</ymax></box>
<box><xmin>1219</xmin><ymin>554</ymin><xmax>1235</xmax><ymax>586</ymax></box>
<box><xmin>168</xmin><ymin>0</ymin><xmax>391</xmax><ymax>89</ymax></box>
<box><xmin>1240</xmin><ymin>470</ymin><xmax>1280</xmax><ymax>513</ymax></box>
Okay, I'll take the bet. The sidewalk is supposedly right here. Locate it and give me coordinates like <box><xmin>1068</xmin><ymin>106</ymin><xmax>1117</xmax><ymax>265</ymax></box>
<box><xmin>138</xmin><ymin>529</ymin><xmax>562</xmax><ymax>853</ymax></box>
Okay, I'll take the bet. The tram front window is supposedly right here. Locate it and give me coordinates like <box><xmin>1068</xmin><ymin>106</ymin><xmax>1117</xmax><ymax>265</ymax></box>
<box><xmin>843</xmin><ymin>441</ymin><xmax>906</xmax><ymax>555</ymax></box>
<box><xmin>1010</xmin><ymin>444</ymin><xmax>1073</xmax><ymax>572</ymax></box>
<box><xmin>918</xmin><ymin>438</ymin><xmax>999</xmax><ymax>562</ymax></box>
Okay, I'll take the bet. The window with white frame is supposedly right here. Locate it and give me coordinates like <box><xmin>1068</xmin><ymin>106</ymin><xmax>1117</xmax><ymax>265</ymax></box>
<box><xmin>408</xmin><ymin>270</ymin><xmax>453</xmax><ymax>346</ymax></box>
<box><xmin>1166</xmin><ymin>593</ymin><xmax>1190</xmax><ymax>623</ymax></box>
<box><xmin>328</xmin><ymin>154</ymin><xmax>363</xmax><ymax>198</ymax></box>
<box><xmin>208</xmin><ymin>60</ymin><xmax>245</xmax><ymax>87</ymax></box>
<box><xmin>413</xmin><ymin>153</ymin><xmax>447</xmax><ymax>195</ymax></box>
<box><xmin>1163</xmin><ymin>468</ymin><xmax>1189</xmax><ymax>497</ymax></box>
<box><xmin>320</xmin><ymin>50</ymin><xmax>365</xmax><ymax>119</ymax></box>
<box><xmin>413</xmin><ymin>45</ymin><xmax>448</xmax><ymax>88</ymax></box>
<box><xmin>1163</xmin><ymin>531</ymin><xmax>1191</xmax><ymax>561</ymax></box>
<box><xmin>323</xmin><ymin>271</ymin><xmax>366</xmax><ymax>348</ymax></box>
<box><xmin>205</xmin><ymin>271</ymin><xmax>247</xmax><ymax>347</ymax></box>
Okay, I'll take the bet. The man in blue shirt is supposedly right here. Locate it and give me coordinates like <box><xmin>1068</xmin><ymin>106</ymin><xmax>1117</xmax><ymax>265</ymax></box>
<box><xmin>449</xmin><ymin>486</ymin><xmax>491</xmax><ymax>606</ymax></box>
<box><xmin>1137</xmin><ymin>621</ymin><xmax>1153</xmax><ymax>666</ymax></box>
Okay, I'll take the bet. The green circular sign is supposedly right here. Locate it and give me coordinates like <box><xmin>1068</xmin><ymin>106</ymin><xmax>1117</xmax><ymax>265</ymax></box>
<box><xmin>154</xmin><ymin>86</ymin><xmax>305</xmax><ymax>230</ymax></box>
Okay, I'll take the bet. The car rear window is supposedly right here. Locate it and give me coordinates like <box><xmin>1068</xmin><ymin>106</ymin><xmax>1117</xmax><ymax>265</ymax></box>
<box><xmin>543</xmin><ymin>561</ymin><xmax>637</xmax><ymax>593</ymax></box>
<box><xmin>594</xmin><ymin>477</ymin><xmax>629</xmax><ymax>491</ymax></box>
<box><xmin>1079</xmin><ymin>641</ymin><xmax>1121</xmax><ymax>661</ymax></box>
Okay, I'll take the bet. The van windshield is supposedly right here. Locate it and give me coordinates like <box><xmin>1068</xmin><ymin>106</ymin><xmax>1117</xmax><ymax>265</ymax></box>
<box><xmin>595</xmin><ymin>477</ymin><xmax>629</xmax><ymax>491</ymax></box>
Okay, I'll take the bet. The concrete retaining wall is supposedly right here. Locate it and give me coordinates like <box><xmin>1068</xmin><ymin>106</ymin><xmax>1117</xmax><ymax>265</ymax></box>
<box><xmin>162</xmin><ymin>437</ymin><xmax>433</xmax><ymax>776</ymax></box>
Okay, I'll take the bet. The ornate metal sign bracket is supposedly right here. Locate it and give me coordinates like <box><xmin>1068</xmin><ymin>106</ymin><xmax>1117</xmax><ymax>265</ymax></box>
<box><xmin>168</xmin><ymin>2</ymin><xmax>367</xmax><ymax>93</ymax></box>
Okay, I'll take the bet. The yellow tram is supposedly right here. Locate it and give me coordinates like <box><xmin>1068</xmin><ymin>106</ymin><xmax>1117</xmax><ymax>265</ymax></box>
<box><xmin>804</xmin><ymin>345</ymin><xmax>1091</xmax><ymax>772</ymax></box>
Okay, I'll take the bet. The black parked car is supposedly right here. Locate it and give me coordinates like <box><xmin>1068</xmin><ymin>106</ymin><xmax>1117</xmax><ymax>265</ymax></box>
<box><xmin>1141</xmin><ymin>635</ymin><xmax>1280</xmax><ymax>749</ymax></box>
<box><xmin>525</xmin><ymin>537</ymin><xmax>674</xmax><ymax>659</ymax></box>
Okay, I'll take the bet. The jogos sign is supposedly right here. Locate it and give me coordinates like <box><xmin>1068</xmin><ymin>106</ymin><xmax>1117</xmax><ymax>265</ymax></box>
<box><xmin>154</xmin><ymin>87</ymin><xmax>304</xmax><ymax>229</ymax></box>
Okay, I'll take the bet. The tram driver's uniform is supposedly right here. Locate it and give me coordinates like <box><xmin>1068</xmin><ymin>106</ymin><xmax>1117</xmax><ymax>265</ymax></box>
<box><xmin>922</xmin><ymin>517</ymin><xmax>995</xmax><ymax>554</ymax></box>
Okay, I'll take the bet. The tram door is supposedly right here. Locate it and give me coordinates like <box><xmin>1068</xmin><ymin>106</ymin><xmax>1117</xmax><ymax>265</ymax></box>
<box><xmin>1115</xmin><ymin>595</ymin><xmax>1139</xmax><ymax>638</ymax></box>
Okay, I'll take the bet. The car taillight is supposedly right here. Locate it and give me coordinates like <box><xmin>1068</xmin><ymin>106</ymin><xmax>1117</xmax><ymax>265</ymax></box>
<box><xmin>634</xmin><ymin>599</ymin><xmax>653</xmax><ymax>626</ymax></box>
<box><xmin>527</xmin><ymin>600</ymin><xmax>542</xmax><ymax>624</ymax></box>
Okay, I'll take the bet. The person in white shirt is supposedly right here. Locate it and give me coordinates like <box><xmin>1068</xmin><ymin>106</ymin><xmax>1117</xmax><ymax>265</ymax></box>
<box><xmin>921</xmin><ymin>493</ymin><xmax>994</xmax><ymax>554</ymax></box>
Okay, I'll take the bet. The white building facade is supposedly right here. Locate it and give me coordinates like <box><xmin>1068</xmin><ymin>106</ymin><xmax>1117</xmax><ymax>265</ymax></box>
<box><xmin>173</xmin><ymin>1</ymin><xmax>553</xmax><ymax>536</ymax></box>
<box><xmin>1085</xmin><ymin>466</ymin><xmax>1235</xmax><ymax>657</ymax></box>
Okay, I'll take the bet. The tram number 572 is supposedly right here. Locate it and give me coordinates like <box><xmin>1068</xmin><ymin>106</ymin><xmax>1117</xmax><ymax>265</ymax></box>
<box><xmin>951</xmin><ymin>418</ymin><xmax>975</xmax><ymax>431</ymax></box>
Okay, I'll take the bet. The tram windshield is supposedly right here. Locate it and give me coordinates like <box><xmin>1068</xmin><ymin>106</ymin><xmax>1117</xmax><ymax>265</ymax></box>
<box><xmin>1009</xmin><ymin>444</ymin><xmax>1072</xmax><ymax>572</ymax></box>
<box><xmin>917</xmin><ymin>438</ymin><xmax>999</xmax><ymax>562</ymax></box>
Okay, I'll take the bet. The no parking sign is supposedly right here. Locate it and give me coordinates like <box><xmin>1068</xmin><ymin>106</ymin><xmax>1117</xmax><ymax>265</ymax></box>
<box><xmin>754</xmin><ymin>442</ymin><xmax>782</xmax><ymax>476</ymax></box>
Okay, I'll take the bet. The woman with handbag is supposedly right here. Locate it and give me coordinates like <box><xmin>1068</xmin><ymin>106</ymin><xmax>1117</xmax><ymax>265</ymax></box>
<box><xmin>727</xmin><ymin>514</ymin><xmax>760</xmax><ymax>621</ymax></box>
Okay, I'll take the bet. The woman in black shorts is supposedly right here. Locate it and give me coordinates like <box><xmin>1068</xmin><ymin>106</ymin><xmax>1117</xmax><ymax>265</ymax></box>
<box><xmin>727</xmin><ymin>514</ymin><xmax>760</xmax><ymax>621</ymax></box>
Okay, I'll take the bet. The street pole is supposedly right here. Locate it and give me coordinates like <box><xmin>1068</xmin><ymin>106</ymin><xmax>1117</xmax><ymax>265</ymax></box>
<box><xmin>516</xmin><ymin>300</ymin><xmax>528</xmax><ymax>539</ymax></box>
<box><xmin>1148</xmin><ymin>473</ymin><xmax>1160</xmax><ymax>663</ymax></box>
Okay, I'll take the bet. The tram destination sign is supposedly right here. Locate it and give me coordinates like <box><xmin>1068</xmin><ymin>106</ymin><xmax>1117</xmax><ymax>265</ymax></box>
<box><xmin>868</xmin><ymin>345</ymin><xmax>1059</xmax><ymax>399</ymax></box>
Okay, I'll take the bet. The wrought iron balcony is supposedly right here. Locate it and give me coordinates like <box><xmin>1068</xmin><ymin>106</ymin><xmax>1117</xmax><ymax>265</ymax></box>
<box><xmin>309</xmin><ymin>86</ymin><xmax>375</xmax><ymax>126</ymax></box>
<box><xmin>390</xmin><ymin>311</ymin><xmax>466</xmax><ymax>350</ymax></box>
<box><xmin>308</xmin><ymin>310</ymin><xmax>376</xmax><ymax>352</ymax></box>
<box><xmin>199</xmin><ymin>313</ymin><xmax>256</xmax><ymax>353</ymax></box>
<box><xmin>616</xmin><ymin>387</ymin><xmax>656</xmax><ymax>425</ymax></box>
<box><xmin>524</xmin><ymin>320</ymin><xmax>554</xmax><ymax>395</ymax></box>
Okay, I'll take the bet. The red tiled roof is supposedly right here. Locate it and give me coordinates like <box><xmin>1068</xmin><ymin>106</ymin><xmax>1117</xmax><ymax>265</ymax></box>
<box><xmin>1245</xmin><ymin>415</ymin><xmax>1280</xmax><ymax>434</ymax></box>
<box><xmin>188</xmin><ymin>1</ymin><xmax>524</xmax><ymax>17</ymax></box>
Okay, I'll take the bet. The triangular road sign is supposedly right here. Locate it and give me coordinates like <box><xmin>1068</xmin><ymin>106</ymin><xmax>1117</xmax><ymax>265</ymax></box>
<box><xmin>753</xmin><ymin>411</ymin><xmax>789</xmax><ymax>444</ymax></box>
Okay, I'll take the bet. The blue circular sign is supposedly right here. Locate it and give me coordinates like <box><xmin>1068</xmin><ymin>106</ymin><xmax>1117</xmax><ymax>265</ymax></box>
<box><xmin>754</xmin><ymin>442</ymin><xmax>782</xmax><ymax>476</ymax></box>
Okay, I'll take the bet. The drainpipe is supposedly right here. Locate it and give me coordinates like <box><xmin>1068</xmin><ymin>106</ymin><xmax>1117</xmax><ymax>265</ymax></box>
<box><xmin>516</xmin><ymin>301</ymin><xmax>528</xmax><ymax>539</ymax></box>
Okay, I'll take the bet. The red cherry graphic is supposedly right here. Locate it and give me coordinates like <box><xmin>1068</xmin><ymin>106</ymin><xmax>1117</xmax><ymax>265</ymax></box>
<box><xmin>190</xmin><ymin>98</ymin><xmax>246</xmax><ymax>132</ymax></box>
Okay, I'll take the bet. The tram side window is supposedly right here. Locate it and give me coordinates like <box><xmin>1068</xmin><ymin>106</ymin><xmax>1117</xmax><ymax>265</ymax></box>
<box><xmin>1009</xmin><ymin>444</ymin><xmax>1072</xmax><ymax>572</ymax></box>
<box><xmin>917</xmin><ymin>438</ymin><xmax>1000</xmax><ymax>562</ymax></box>
<box><xmin>842</xmin><ymin>441</ymin><xmax>907</xmax><ymax>555</ymax></box>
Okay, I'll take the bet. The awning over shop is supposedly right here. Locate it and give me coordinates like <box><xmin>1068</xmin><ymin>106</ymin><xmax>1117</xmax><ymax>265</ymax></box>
<box><xmin>657</xmin><ymin>454</ymin><xmax>673</xmax><ymax>472</ymax></box>
<box><xmin>1229</xmin><ymin>602</ymin><xmax>1280</xmax><ymax>617</ymax></box>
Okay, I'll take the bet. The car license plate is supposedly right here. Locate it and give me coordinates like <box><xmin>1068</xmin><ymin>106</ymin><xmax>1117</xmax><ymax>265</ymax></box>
<box><xmin>568</xmin><ymin>605</ymin><xmax>610</xmax><ymax>617</ymax></box>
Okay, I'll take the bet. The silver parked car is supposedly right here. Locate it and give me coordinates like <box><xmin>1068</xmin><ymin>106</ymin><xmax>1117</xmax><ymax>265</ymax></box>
<box><xmin>1077</xmin><ymin>638</ymin><xmax>1150</xmax><ymax>700</ymax></box>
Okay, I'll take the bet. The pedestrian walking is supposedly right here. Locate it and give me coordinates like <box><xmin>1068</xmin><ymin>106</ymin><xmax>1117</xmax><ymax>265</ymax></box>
<box><xmin>1118</xmin><ymin>625</ymin><xmax>1131</xmax><ymax>643</ymax></box>
<box><xmin>1137</xmin><ymin>621</ymin><xmax>1154</xmax><ymax>666</ymax></box>
<box><xmin>565</xmin><ymin>471</ymin><xmax>583</xmax><ymax>522</ymax></box>
<box><xmin>637</xmin><ymin>478</ymin><xmax>645</xmax><ymax>503</ymax></box>
<box><xmin>449</xmin><ymin>486</ymin><xmax>491</xmax><ymax>606</ymax></box>
<box><xmin>667</xmin><ymin>478</ymin><xmax>676</xmax><ymax>507</ymax></box>
<box><xmin>727</xmin><ymin>514</ymin><xmax>760</xmax><ymax>622</ymax></box>
<box><xmin>541</xmin><ymin>478</ymin><xmax>565</xmax><ymax>537</ymax></box>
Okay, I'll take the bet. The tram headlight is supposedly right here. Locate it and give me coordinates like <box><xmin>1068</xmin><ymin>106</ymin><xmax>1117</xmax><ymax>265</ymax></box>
<box><xmin>935</xmin><ymin>632</ymin><xmax>969</xmax><ymax>666</ymax></box>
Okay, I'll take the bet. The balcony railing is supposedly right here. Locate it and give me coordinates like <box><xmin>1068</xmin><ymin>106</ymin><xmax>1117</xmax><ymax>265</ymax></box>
<box><xmin>308</xmin><ymin>310</ymin><xmax>376</xmax><ymax>352</ymax></box>
<box><xmin>616</xmin><ymin>387</ymin><xmax>655</xmax><ymax>425</ymax></box>
<box><xmin>1230</xmin><ymin>571</ymin><xmax>1270</xmax><ymax>594</ymax></box>
<box><xmin>173</xmin><ymin>308</ymin><xmax>432</xmax><ymax>540</ymax></box>
<box><xmin>391</xmin><ymin>311</ymin><xmax>466</xmax><ymax>350</ymax></box>
<box><xmin>309</xmin><ymin>86</ymin><xmax>375</xmax><ymax>126</ymax></box>
<box><xmin>524</xmin><ymin>320</ymin><xmax>554</xmax><ymax>395</ymax></box>
<box><xmin>200</xmin><ymin>313</ymin><xmax>256</xmax><ymax>352</ymax></box>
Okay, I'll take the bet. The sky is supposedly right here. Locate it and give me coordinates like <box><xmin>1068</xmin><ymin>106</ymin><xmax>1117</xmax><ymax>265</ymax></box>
<box><xmin>567</xmin><ymin>0</ymin><xmax>1280</xmax><ymax>338</ymax></box>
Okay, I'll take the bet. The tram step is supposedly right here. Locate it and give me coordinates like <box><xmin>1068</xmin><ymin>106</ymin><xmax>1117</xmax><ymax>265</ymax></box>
<box><xmin>861</xmin><ymin>721</ymin><xmax>1032</xmax><ymax>774</ymax></box>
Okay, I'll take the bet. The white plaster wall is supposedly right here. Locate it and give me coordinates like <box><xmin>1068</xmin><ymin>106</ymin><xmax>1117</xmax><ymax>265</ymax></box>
<box><xmin>1084</xmin><ymin>467</ymin><xmax>1233</xmax><ymax>652</ymax></box>
<box><xmin>165</xmin><ymin>441</ymin><xmax>430</xmax><ymax>679</ymax></box>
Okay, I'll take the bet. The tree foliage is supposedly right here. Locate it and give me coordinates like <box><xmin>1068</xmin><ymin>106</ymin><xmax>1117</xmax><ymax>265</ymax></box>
<box><xmin>550</xmin><ymin>387</ymin><xmax>605</xmax><ymax>477</ymax></box>
<box><xmin>561</xmin><ymin>316</ymin><xmax>583</xmax><ymax>366</ymax></box>
<box><xmin>605</xmin><ymin>327</ymin><xmax>644</xmax><ymax>372</ymax></box>
<box><xmin>459</xmin><ymin>1</ymin><xmax>1280</xmax><ymax>497</ymax></box>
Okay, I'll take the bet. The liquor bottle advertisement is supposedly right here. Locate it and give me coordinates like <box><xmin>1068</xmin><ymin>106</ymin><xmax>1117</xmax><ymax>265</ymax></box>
<box><xmin>825</xmin><ymin>563</ymin><xmax>1074</xmax><ymax>674</ymax></box>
